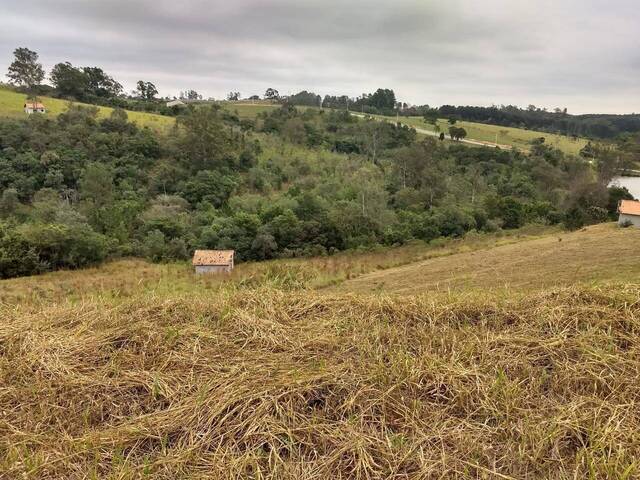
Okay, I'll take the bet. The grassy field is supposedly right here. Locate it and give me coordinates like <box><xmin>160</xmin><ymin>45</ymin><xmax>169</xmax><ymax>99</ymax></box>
<box><xmin>0</xmin><ymin>86</ymin><xmax>175</xmax><ymax>131</ymax></box>
<box><xmin>220</xmin><ymin>101</ymin><xmax>280</xmax><ymax>119</ymax></box>
<box><xmin>369</xmin><ymin>113</ymin><xmax>591</xmax><ymax>155</ymax></box>
<box><xmin>2</xmin><ymin>223</ymin><xmax>640</xmax><ymax>478</ymax></box>
<box><xmin>0</xmin><ymin>225</ymin><xmax>557</xmax><ymax>306</ymax></box>
<box><xmin>338</xmin><ymin>223</ymin><xmax>640</xmax><ymax>295</ymax></box>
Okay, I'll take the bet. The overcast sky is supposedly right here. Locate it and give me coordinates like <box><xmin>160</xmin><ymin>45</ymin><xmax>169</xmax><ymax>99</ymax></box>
<box><xmin>1</xmin><ymin>0</ymin><xmax>638</xmax><ymax>114</ymax></box>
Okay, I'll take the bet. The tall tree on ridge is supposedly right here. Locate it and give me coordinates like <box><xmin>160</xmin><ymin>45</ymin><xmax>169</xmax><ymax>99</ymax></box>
<box><xmin>6</xmin><ymin>47</ymin><xmax>45</xmax><ymax>94</ymax></box>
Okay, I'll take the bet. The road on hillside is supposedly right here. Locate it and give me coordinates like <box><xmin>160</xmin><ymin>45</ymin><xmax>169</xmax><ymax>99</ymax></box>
<box><xmin>351</xmin><ymin>113</ymin><xmax>513</xmax><ymax>150</ymax></box>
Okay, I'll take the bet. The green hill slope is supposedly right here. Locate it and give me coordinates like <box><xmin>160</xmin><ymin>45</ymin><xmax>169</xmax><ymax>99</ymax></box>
<box><xmin>367</xmin><ymin>112</ymin><xmax>591</xmax><ymax>155</ymax></box>
<box><xmin>0</xmin><ymin>86</ymin><xmax>175</xmax><ymax>130</ymax></box>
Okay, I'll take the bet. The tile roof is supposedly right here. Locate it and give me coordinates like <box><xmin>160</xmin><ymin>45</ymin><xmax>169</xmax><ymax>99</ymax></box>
<box><xmin>619</xmin><ymin>199</ymin><xmax>640</xmax><ymax>216</ymax></box>
<box><xmin>24</xmin><ymin>102</ymin><xmax>45</xmax><ymax>109</ymax></box>
<box><xmin>192</xmin><ymin>250</ymin><xmax>234</xmax><ymax>266</ymax></box>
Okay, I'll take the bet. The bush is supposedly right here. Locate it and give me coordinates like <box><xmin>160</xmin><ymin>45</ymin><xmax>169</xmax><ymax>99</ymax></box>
<box><xmin>0</xmin><ymin>221</ymin><xmax>108</xmax><ymax>278</ymax></box>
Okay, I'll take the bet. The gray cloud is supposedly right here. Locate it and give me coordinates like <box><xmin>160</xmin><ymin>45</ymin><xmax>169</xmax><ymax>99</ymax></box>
<box><xmin>1</xmin><ymin>0</ymin><xmax>638</xmax><ymax>113</ymax></box>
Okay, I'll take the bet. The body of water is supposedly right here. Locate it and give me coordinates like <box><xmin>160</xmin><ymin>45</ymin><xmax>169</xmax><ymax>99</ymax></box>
<box><xmin>610</xmin><ymin>176</ymin><xmax>640</xmax><ymax>200</ymax></box>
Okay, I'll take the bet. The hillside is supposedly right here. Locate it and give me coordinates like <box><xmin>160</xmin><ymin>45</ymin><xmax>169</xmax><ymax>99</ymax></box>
<box><xmin>0</xmin><ymin>84</ymin><xmax>593</xmax><ymax>155</ymax></box>
<box><xmin>337</xmin><ymin>223</ymin><xmax>640</xmax><ymax>295</ymax></box>
<box><xmin>1</xmin><ymin>225</ymin><xmax>640</xmax><ymax>478</ymax></box>
<box><xmin>369</xmin><ymin>113</ymin><xmax>591</xmax><ymax>155</ymax></box>
<box><xmin>219</xmin><ymin>100</ymin><xmax>281</xmax><ymax>118</ymax></box>
<box><xmin>0</xmin><ymin>86</ymin><xmax>175</xmax><ymax>130</ymax></box>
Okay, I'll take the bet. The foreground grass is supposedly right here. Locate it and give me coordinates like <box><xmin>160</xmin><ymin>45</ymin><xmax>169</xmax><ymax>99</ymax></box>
<box><xmin>0</xmin><ymin>87</ymin><xmax>175</xmax><ymax>131</ymax></box>
<box><xmin>2</xmin><ymin>224</ymin><xmax>640</xmax><ymax>478</ymax></box>
<box><xmin>1</xmin><ymin>284</ymin><xmax>639</xmax><ymax>478</ymax></box>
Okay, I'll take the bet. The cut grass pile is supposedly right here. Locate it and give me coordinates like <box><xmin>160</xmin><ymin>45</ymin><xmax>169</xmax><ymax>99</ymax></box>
<box><xmin>1</xmin><ymin>284</ymin><xmax>639</xmax><ymax>478</ymax></box>
<box><xmin>0</xmin><ymin>87</ymin><xmax>175</xmax><ymax>131</ymax></box>
<box><xmin>338</xmin><ymin>223</ymin><xmax>640</xmax><ymax>295</ymax></box>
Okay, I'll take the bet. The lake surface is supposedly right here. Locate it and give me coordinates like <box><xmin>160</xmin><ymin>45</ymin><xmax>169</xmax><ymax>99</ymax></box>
<box><xmin>610</xmin><ymin>176</ymin><xmax>640</xmax><ymax>199</ymax></box>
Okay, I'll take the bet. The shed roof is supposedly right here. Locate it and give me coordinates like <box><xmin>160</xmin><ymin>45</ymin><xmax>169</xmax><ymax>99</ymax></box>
<box><xmin>192</xmin><ymin>250</ymin><xmax>234</xmax><ymax>266</ymax></box>
<box><xmin>619</xmin><ymin>199</ymin><xmax>640</xmax><ymax>216</ymax></box>
<box><xmin>24</xmin><ymin>102</ymin><xmax>45</xmax><ymax>109</ymax></box>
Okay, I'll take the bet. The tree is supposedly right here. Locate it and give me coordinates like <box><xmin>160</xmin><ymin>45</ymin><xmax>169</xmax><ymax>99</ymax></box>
<box><xmin>180</xmin><ymin>90</ymin><xmax>201</xmax><ymax>100</ymax></box>
<box><xmin>79</xmin><ymin>163</ymin><xmax>114</xmax><ymax>209</ymax></box>
<box><xmin>226</xmin><ymin>91</ymin><xmax>240</xmax><ymax>101</ymax></box>
<box><xmin>264</xmin><ymin>88</ymin><xmax>279</xmax><ymax>100</ymax></box>
<box><xmin>83</xmin><ymin>67</ymin><xmax>122</xmax><ymax>98</ymax></box>
<box><xmin>368</xmin><ymin>88</ymin><xmax>396</xmax><ymax>110</ymax></box>
<box><xmin>6</xmin><ymin>47</ymin><xmax>45</xmax><ymax>91</ymax></box>
<box><xmin>423</xmin><ymin>110</ymin><xmax>439</xmax><ymax>128</ymax></box>
<box><xmin>136</xmin><ymin>81</ymin><xmax>158</xmax><ymax>101</ymax></box>
<box><xmin>0</xmin><ymin>188</ymin><xmax>21</xmax><ymax>218</ymax></box>
<box><xmin>50</xmin><ymin>62</ymin><xmax>88</xmax><ymax>99</ymax></box>
<box><xmin>176</xmin><ymin>106</ymin><xmax>238</xmax><ymax>171</ymax></box>
<box><xmin>448</xmin><ymin>117</ymin><xmax>458</xmax><ymax>125</ymax></box>
<box><xmin>448</xmin><ymin>126</ymin><xmax>467</xmax><ymax>141</ymax></box>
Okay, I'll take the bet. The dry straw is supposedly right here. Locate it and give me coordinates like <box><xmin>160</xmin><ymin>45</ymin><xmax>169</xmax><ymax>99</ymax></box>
<box><xmin>1</xmin><ymin>284</ymin><xmax>639</xmax><ymax>478</ymax></box>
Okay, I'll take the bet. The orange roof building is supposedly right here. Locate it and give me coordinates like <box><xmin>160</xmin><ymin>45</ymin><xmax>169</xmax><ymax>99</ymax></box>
<box><xmin>192</xmin><ymin>250</ymin><xmax>234</xmax><ymax>274</ymax></box>
<box><xmin>618</xmin><ymin>199</ymin><xmax>640</xmax><ymax>227</ymax></box>
<box><xmin>24</xmin><ymin>102</ymin><xmax>46</xmax><ymax>114</ymax></box>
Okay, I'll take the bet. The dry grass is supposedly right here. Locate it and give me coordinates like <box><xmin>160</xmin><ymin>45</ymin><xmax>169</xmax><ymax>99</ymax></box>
<box><xmin>2</xmin><ymin>224</ymin><xmax>640</xmax><ymax>478</ymax></box>
<box><xmin>1</xmin><ymin>285</ymin><xmax>640</xmax><ymax>478</ymax></box>
<box><xmin>338</xmin><ymin>223</ymin><xmax>640</xmax><ymax>295</ymax></box>
<box><xmin>0</xmin><ymin>225</ymin><xmax>555</xmax><ymax>307</ymax></box>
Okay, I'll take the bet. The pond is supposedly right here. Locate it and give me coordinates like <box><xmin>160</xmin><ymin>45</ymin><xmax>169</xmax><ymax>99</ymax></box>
<box><xmin>609</xmin><ymin>176</ymin><xmax>640</xmax><ymax>199</ymax></box>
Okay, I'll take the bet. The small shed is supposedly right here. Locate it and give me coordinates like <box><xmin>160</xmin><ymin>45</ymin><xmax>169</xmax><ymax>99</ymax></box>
<box><xmin>192</xmin><ymin>250</ymin><xmax>235</xmax><ymax>274</ymax></box>
<box><xmin>618</xmin><ymin>199</ymin><xmax>640</xmax><ymax>227</ymax></box>
<box><xmin>24</xmin><ymin>102</ymin><xmax>46</xmax><ymax>114</ymax></box>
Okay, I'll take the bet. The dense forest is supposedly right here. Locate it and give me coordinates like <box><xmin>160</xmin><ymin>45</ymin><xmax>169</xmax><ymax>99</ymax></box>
<box><xmin>0</xmin><ymin>100</ymin><xmax>633</xmax><ymax>278</ymax></box>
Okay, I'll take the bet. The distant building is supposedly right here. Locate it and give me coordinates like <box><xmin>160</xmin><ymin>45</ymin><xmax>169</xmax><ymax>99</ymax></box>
<box><xmin>24</xmin><ymin>102</ymin><xmax>46</xmax><ymax>114</ymax></box>
<box><xmin>166</xmin><ymin>99</ymin><xmax>185</xmax><ymax>107</ymax></box>
<box><xmin>618</xmin><ymin>199</ymin><xmax>640</xmax><ymax>227</ymax></box>
<box><xmin>192</xmin><ymin>250</ymin><xmax>235</xmax><ymax>274</ymax></box>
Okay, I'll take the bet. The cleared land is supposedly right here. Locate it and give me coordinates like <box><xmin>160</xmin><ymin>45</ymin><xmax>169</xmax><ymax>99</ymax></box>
<box><xmin>368</xmin><ymin>113</ymin><xmax>590</xmax><ymax>155</ymax></box>
<box><xmin>2</xmin><ymin>225</ymin><xmax>640</xmax><ymax>478</ymax></box>
<box><xmin>0</xmin><ymin>87</ymin><xmax>175</xmax><ymax>131</ymax></box>
<box><xmin>338</xmin><ymin>223</ymin><xmax>640</xmax><ymax>295</ymax></box>
<box><xmin>220</xmin><ymin>101</ymin><xmax>280</xmax><ymax>118</ymax></box>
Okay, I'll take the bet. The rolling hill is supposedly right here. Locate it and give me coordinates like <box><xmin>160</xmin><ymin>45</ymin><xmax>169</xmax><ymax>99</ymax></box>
<box><xmin>0</xmin><ymin>86</ymin><xmax>593</xmax><ymax>155</ymax></box>
<box><xmin>367</xmin><ymin>112</ymin><xmax>591</xmax><ymax>155</ymax></box>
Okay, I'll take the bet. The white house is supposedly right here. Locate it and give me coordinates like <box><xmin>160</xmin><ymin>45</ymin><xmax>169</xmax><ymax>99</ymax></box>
<box><xmin>166</xmin><ymin>99</ymin><xmax>185</xmax><ymax>107</ymax></box>
<box><xmin>618</xmin><ymin>199</ymin><xmax>640</xmax><ymax>227</ymax></box>
<box><xmin>192</xmin><ymin>250</ymin><xmax>235</xmax><ymax>274</ymax></box>
<box><xmin>24</xmin><ymin>102</ymin><xmax>46</xmax><ymax>114</ymax></box>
